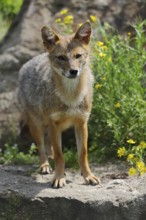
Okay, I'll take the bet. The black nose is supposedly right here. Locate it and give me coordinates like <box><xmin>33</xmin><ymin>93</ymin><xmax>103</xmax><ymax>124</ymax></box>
<box><xmin>69</xmin><ymin>69</ymin><xmax>78</xmax><ymax>77</ymax></box>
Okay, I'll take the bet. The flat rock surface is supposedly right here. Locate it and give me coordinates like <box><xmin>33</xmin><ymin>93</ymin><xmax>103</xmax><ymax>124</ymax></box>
<box><xmin>0</xmin><ymin>163</ymin><xmax>146</xmax><ymax>220</ymax></box>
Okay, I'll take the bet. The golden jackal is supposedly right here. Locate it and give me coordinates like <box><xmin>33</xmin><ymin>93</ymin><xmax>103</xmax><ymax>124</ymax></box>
<box><xmin>18</xmin><ymin>21</ymin><xmax>100</xmax><ymax>188</ymax></box>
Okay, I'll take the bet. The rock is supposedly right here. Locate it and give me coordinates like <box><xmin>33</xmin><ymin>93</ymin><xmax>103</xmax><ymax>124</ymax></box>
<box><xmin>0</xmin><ymin>164</ymin><xmax>146</xmax><ymax>220</ymax></box>
<box><xmin>0</xmin><ymin>91</ymin><xmax>20</xmax><ymax>148</ymax></box>
<box><xmin>1</xmin><ymin>0</ymin><xmax>146</xmax><ymax>159</ymax></box>
<box><xmin>0</xmin><ymin>54</ymin><xmax>19</xmax><ymax>70</ymax></box>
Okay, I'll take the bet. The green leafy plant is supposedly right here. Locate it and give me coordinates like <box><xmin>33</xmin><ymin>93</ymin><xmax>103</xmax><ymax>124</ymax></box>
<box><xmin>64</xmin><ymin>149</ymin><xmax>78</xmax><ymax>169</ymax></box>
<box><xmin>0</xmin><ymin>0</ymin><xmax>23</xmax><ymax>19</ymax></box>
<box><xmin>0</xmin><ymin>0</ymin><xmax>23</xmax><ymax>40</ymax></box>
<box><xmin>0</xmin><ymin>143</ymin><xmax>39</xmax><ymax>165</ymax></box>
<box><xmin>89</xmin><ymin>20</ymin><xmax>146</xmax><ymax>159</ymax></box>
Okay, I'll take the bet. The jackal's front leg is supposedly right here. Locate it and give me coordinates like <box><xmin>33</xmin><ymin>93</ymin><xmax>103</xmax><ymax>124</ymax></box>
<box><xmin>75</xmin><ymin>120</ymin><xmax>100</xmax><ymax>185</ymax></box>
<box><xmin>50</xmin><ymin>123</ymin><xmax>66</xmax><ymax>188</ymax></box>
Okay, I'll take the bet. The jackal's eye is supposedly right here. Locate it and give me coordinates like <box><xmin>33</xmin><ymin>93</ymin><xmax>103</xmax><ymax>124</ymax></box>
<box><xmin>57</xmin><ymin>55</ymin><xmax>66</xmax><ymax>61</ymax></box>
<box><xmin>75</xmin><ymin>54</ymin><xmax>82</xmax><ymax>59</ymax></box>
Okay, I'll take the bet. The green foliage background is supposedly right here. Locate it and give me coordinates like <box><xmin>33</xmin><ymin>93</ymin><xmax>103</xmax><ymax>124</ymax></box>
<box><xmin>0</xmin><ymin>0</ymin><xmax>23</xmax><ymax>40</ymax></box>
<box><xmin>0</xmin><ymin>0</ymin><xmax>23</xmax><ymax>19</ymax></box>
<box><xmin>89</xmin><ymin>21</ymin><xmax>146</xmax><ymax>160</ymax></box>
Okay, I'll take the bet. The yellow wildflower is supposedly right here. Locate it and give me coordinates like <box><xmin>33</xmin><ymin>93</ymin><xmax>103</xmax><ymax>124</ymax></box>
<box><xmin>115</xmin><ymin>101</ymin><xmax>121</xmax><ymax>108</ymax></box>
<box><xmin>140</xmin><ymin>170</ymin><xmax>146</xmax><ymax>176</ymax></box>
<box><xmin>99</xmin><ymin>52</ymin><xmax>106</xmax><ymax>58</ymax></box>
<box><xmin>96</xmin><ymin>41</ymin><xmax>104</xmax><ymax>46</ymax></box>
<box><xmin>127</xmin><ymin>154</ymin><xmax>134</xmax><ymax>161</ymax></box>
<box><xmin>55</xmin><ymin>18</ymin><xmax>62</xmax><ymax>23</ymax></box>
<box><xmin>90</xmin><ymin>15</ymin><xmax>97</xmax><ymax>23</ymax></box>
<box><xmin>117</xmin><ymin>147</ymin><xmax>126</xmax><ymax>157</ymax></box>
<box><xmin>127</xmin><ymin>139</ymin><xmax>136</xmax><ymax>144</ymax></box>
<box><xmin>136</xmin><ymin>161</ymin><xmax>146</xmax><ymax>176</ymax></box>
<box><xmin>101</xmin><ymin>45</ymin><xmax>107</xmax><ymax>50</ymax></box>
<box><xmin>139</xmin><ymin>165</ymin><xmax>146</xmax><ymax>176</ymax></box>
<box><xmin>64</xmin><ymin>15</ymin><xmax>74</xmax><ymax>24</ymax></box>
<box><xmin>139</xmin><ymin>141</ymin><xmax>146</xmax><ymax>149</ymax></box>
<box><xmin>136</xmin><ymin>161</ymin><xmax>145</xmax><ymax>170</ymax></box>
<box><xmin>128</xmin><ymin>167</ymin><xmax>137</xmax><ymax>176</ymax></box>
<box><xmin>60</xmin><ymin>8</ymin><xmax>68</xmax><ymax>15</ymax></box>
<box><xmin>108</xmin><ymin>57</ymin><xmax>112</xmax><ymax>63</ymax></box>
<box><xmin>133</xmin><ymin>157</ymin><xmax>140</xmax><ymax>163</ymax></box>
<box><xmin>95</xmin><ymin>83</ymin><xmax>102</xmax><ymax>90</ymax></box>
<box><xmin>127</xmin><ymin>32</ymin><xmax>131</xmax><ymax>36</ymax></box>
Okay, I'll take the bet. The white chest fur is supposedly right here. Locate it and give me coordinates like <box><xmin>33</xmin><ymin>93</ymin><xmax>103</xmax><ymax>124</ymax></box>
<box><xmin>55</xmin><ymin>77</ymin><xmax>87</xmax><ymax>108</ymax></box>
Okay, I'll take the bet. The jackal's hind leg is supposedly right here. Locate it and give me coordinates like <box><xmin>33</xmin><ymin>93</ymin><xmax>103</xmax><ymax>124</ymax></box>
<box><xmin>28</xmin><ymin>115</ymin><xmax>52</xmax><ymax>174</ymax></box>
<box><xmin>44</xmin><ymin>129</ymin><xmax>54</xmax><ymax>160</ymax></box>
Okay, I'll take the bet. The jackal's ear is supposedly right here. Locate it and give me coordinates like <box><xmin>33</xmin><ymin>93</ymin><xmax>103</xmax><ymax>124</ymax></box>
<box><xmin>74</xmin><ymin>21</ymin><xmax>91</xmax><ymax>44</ymax></box>
<box><xmin>41</xmin><ymin>26</ymin><xmax>60</xmax><ymax>51</ymax></box>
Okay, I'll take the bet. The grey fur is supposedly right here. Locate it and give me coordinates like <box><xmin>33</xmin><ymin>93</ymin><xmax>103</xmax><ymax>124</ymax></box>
<box><xmin>18</xmin><ymin>52</ymin><xmax>94</xmax><ymax>122</ymax></box>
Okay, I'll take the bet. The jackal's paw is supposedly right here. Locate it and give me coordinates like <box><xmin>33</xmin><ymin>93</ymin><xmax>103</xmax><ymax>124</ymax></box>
<box><xmin>40</xmin><ymin>162</ymin><xmax>52</xmax><ymax>174</ymax></box>
<box><xmin>51</xmin><ymin>176</ymin><xmax>66</xmax><ymax>188</ymax></box>
<box><xmin>84</xmin><ymin>174</ymin><xmax>100</xmax><ymax>186</ymax></box>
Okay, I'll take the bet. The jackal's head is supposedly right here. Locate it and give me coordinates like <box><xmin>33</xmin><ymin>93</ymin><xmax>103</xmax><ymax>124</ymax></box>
<box><xmin>41</xmin><ymin>22</ymin><xmax>91</xmax><ymax>79</ymax></box>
